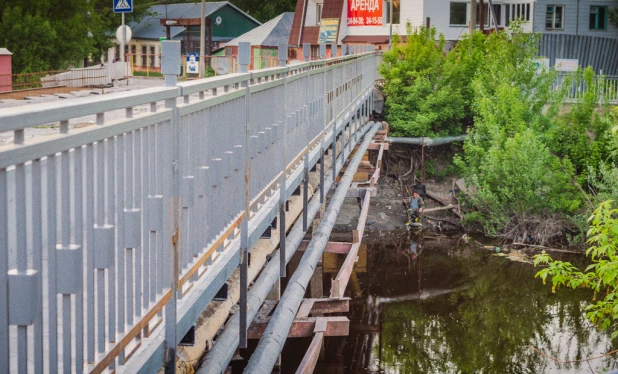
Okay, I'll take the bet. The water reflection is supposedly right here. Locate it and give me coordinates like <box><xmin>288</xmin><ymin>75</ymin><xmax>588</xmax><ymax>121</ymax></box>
<box><xmin>343</xmin><ymin>232</ymin><xmax>617</xmax><ymax>374</ymax></box>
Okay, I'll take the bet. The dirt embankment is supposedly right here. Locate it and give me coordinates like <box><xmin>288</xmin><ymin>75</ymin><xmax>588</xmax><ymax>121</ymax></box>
<box><xmin>333</xmin><ymin>143</ymin><xmax>463</xmax><ymax>241</ymax></box>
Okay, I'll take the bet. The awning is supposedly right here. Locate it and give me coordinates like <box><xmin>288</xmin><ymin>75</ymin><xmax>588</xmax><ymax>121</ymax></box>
<box><xmin>342</xmin><ymin>35</ymin><xmax>390</xmax><ymax>44</ymax></box>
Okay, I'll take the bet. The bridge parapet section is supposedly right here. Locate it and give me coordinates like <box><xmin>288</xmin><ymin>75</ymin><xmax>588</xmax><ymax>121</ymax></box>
<box><xmin>0</xmin><ymin>44</ymin><xmax>381</xmax><ymax>373</ymax></box>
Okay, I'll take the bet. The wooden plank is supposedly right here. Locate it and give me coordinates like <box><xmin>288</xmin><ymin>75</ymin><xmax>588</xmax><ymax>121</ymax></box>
<box><xmin>314</xmin><ymin>318</ymin><xmax>328</xmax><ymax>333</ymax></box>
<box><xmin>249</xmin><ymin>172</ymin><xmax>283</xmax><ymax>211</ymax></box>
<box><xmin>248</xmin><ymin>316</ymin><xmax>349</xmax><ymax>339</ymax></box>
<box><xmin>298</xmin><ymin>240</ymin><xmax>353</xmax><ymax>254</ymax></box>
<box><xmin>178</xmin><ymin>213</ymin><xmax>245</xmax><ymax>288</ymax></box>
<box><xmin>344</xmin><ymin>187</ymin><xmax>376</xmax><ymax>198</ymax></box>
<box><xmin>296</xmin><ymin>317</ymin><xmax>329</xmax><ymax>374</ymax></box>
<box><xmin>90</xmin><ymin>290</ymin><xmax>172</xmax><ymax>373</ymax></box>
<box><xmin>297</xmin><ymin>299</ymin><xmax>315</xmax><ymax>319</ymax></box>
<box><xmin>296</xmin><ymin>332</ymin><xmax>324</xmax><ymax>374</ymax></box>
<box><xmin>360</xmin><ymin>143</ymin><xmax>389</xmax><ymax>151</ymax></box>
<box><xmin>331</xmin><ymin>194</ymin><xmax>371</xmax><ymax>297</ymax></box>
<box><xmin>423</xmin><ymin>204</ymin><xmax>457</xmax><ymax>213</ymax></box>
<box><xmin>376</xmin><ymin>143</ymin><xmax>385</xmax><ymax>169</ymax></box>
<box><xmin>352</xmin><ymin>230</ymin><xmax>360</xmax><ymax>244</ymax></box>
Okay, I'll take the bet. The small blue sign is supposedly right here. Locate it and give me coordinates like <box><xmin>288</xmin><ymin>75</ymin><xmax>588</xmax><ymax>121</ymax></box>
<box><xmin>113</xmin><ymin>0</ymin><xmax>133</xmax><ymax>13</ymax></box>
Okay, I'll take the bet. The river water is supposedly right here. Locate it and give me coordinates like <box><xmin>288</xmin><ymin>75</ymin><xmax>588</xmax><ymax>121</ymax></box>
<box><xmin>321</xmin><ymin>231</ymin><xmax>618</xmax><ymax>374</ymax></box>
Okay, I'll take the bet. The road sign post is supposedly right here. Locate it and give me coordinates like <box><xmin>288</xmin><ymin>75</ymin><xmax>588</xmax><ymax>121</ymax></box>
<box><xmin>114</xmin><ymin>0</ymin><xmax>133</xmax><ymax>63</ymax></box>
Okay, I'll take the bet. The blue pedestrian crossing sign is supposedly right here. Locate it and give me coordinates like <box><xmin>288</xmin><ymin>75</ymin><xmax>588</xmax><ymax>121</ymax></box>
<box><xmin>113</xmin><ymin>0</ymin><xmax>133</xmax><ymax>13</ymax></box>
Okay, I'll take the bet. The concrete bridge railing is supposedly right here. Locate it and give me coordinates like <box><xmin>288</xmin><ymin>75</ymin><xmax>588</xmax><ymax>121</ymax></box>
<box><xmin>0</xmin><ymin>42</ymin><xmax>381</xmax><ymax>373</ymax></box>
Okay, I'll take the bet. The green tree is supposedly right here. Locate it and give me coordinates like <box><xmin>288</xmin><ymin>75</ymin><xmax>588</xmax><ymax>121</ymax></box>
<box><xmin>534</xmin><ymin>200</ymin><xmax>618</xmax><ymax>339</ymax></box>
<box><xmin>90</xmin><ymin>0</ymin><xmax>160</xmax><ymax>61</ymax></box>
<box><xmin>0</xmin><ymin>0</ymin><xmax>102</xmax><ymax>72</ymax></box>
<box><xmin>379</xmin><ymin>25</ymin><xmax>468</xmax><ymax>137</ymax></box>
<box><xmin>610</xmin><ymin>0</ymin><xmax>618</xmax><ymax>27</ymax></box>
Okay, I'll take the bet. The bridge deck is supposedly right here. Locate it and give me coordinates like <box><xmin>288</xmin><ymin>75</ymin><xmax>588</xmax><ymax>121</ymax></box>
<box><xmin>1</xmin><ymin>44</ymin><xmax>381</xmax><ymax>373</ymax></box>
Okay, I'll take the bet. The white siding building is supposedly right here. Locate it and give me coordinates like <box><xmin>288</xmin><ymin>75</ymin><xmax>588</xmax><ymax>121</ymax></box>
<box><xmin>290</xmin><ymin>0</ymin><xmax>617</xmax><ymax>46</ymax></box>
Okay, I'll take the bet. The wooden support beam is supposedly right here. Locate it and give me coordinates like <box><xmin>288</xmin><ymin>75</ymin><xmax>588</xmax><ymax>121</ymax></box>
<box><xmin>358</xmin><ymin>143</ymin><xmax>390</xmax><ymax>151</ymax></box>
<box><xmin>331</xmin><ymin>193</ymin><xmax>371</xmax><ymax>298</ymax></box>
<box><xmin>346</xmin><ymin>187</ymin><xmax>377</xmax><ymax>198</ymax></box>
<box><xmin>247</xmin><ymin>297</ymin><xmax>350</xmax><ymax>339</ymax></box>
<box><xmin>248</xmin><ymin>316</ymin><xmax>349</xmax><ymax>339</ymax></box>
<box><xmin>422</xmin><ymin>204</ymin><xmax>457</xmax><ymax>213</ymax></box>
<box><xmin>376</xmin><ymin>143</ymin><xmax>385</xmax><ymax>169</ymax></box>
<box><xmin>296</xmin><ymin>318</ymin><xmax>328</xmax><ymax>374</ymax></box>
<box><xmin>340</xmin><ymin>166</ymin><xmax>376</xmax><ymax>175</ymax></box>
<box><xmin>426</xmin><ymin>190</ymin><xmax>462</xmax><ymax>219</ymax></box>
<box><xmin>298</xmin><ymin>241</ymin><xmax>353</xmax><ymax>254</ymax></box>
<box><xmin>296</xmin><ymin>299</ymin><xmax>315</xmax><ymax>319</ymax></box>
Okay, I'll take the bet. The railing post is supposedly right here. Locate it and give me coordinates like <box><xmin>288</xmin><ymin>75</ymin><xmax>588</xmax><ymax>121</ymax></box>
<box><xmin>303</xmin><ymin>104</ymin><xmax>309</xmax><ymax>231</ymax></box>
<box><xmin>320</xmin><ymin>44</ymin><xmax>327</xmax><ymax>205</ymax></box>
<box><xmin>238</xmin><ymin>41</ymin><xmax>251</xmax><ymax>349</ymax></box>
<box><xmin>278</xmin><ymin>43</ymin><xmax>289</xmax><ymax>279</ymax></box>
<box><xmin>161</xmin><ymin>40</ymin><xmax>180</xmax><ymax>374</ymax></box>
<box><xmin>330</xmin><ymin>43</ymin><xmax>338</xmax><ymax>183</ymax></box>
<box><xmin>300</xmin><ymin>43</ymin><xmax>312</xmax><ymax>232</ymax></box>
<box><xmin>303</xmin><ymin>43</ymin><xmax>311</xmax><ymax>63</ymax></box>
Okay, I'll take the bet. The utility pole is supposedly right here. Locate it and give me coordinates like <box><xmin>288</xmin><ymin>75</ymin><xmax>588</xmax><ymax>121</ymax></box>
<box><xmin>388</xmin><ymin>0</ymin><xmax>393</xmax><ymax>49</ymax></box>
<box><xmin>469</xmin><ymin>0</ymin><xmax>477</xmax><ymax>35</ymax></box>
<box><xmin>479</xmin><ymin>0</ymin><xmax>485</xmax><ymax>32</ymax></box>
<box><xmin>122</xmin><ymin>13</ymin><xmax>126</xmax><ymax>62</ymax></box>
<box><xmin>199</xmin><ymin>0</ymin><xmax>206</xmax><ymax>78</ymax></box>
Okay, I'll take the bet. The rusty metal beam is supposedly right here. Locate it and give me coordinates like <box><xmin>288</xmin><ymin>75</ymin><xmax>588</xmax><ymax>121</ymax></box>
<box><xmin>248</xmin><ymin>316</ymin><xmax>349</xmax><ymax>339</ymax></box>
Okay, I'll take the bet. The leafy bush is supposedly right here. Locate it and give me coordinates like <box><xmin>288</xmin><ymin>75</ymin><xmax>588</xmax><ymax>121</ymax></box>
<box><xmin>381</xmin><ymin>23</ymin><xmax>618</xmax><ymax>243</ymax></box>
<box><xmin>534</xmin><ymin>200</ymin><xmax>618</xmax><ymax>338</ymax></box>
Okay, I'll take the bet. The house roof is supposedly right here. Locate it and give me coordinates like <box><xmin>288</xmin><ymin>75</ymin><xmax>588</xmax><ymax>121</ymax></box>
<box><xmin>130</xmin><ymin>2</ymin><xmax>261</xmax><ymax>40</ymax></box>
<box><xmin>289</xmin><ymin>0</ymin><xmax>307</xmax><ymax>46</ymax></box>
<box><xmin>0</xmin><ymin>48</ymin><xmax>12</xmax><ymax>55</ymax></box>
<box><xmin>226</xmin><ymin>13</ymin><xmax>294</xmax><ymax>47</ymax></box>
<box><xmin>289</xmin><ymin>0</ymin><xmax>345</xmax><ymax>47</ymax></box>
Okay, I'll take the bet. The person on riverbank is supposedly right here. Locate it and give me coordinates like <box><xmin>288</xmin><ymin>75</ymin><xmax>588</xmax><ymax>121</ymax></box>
<box><xmin>404</xmin><ymin>190</ymin><xmax>424</xmax><ymax>225</ymax></box>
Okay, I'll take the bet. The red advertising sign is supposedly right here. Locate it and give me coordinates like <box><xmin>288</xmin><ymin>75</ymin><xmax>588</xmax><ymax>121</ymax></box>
<box><xmin>347</xmin><ymin>0</ymin><xmax>383</xmax><ymax>26</ymax></box>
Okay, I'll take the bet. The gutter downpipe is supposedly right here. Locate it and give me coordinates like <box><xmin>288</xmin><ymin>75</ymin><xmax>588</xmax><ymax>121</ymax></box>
<box><xmin>198</xmin><ymin>122</ymin><xmax>379</xmax><ymax>374</ymax></box>
<box><xmin>243</xmin><ymin>122</ymin><xmax>382</xmax><ymax>374</ymax></box>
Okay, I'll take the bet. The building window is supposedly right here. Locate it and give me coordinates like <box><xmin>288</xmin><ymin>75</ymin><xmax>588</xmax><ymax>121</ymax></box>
<box><xmin>492</xmin><ymin>4</ymin><xmax>502</xmax><ymax>26</ymax></box>
<box><xmin>150</xmin><ymin>46</ymin><xmax>155</xmax><ymax>67</ymax></box>
<box><xmin>546</xmin><ymin>5</ymin><xmax>564</xmax><ymax>30</ymax></box>
<box><xmin>142</xmin><ymin>46</ymin><xmax>147</xmax><ymax>67</ymax></box>
<box><xmin>316</xmin><ymin>3</ymin><xmax>322</xmax><ymax>25</ymax></box>
<box><xmin>450</xmin><ymin>2</ymin><xmax>467</xmax><ymax>26</ymax></box>
<box><xmin>590</xmin><ymin>6</ymin><xmax>608</xmax><ymax>30</ymax></box>
<box><xmin>506</xmin><ymin>3</ymin><xmax>531</xmax><ymax>24</ymax></box>
<box><xmin>385</xmin><ymin>0</ymin><xmax>400</xmax><ymax>24</ymax></box>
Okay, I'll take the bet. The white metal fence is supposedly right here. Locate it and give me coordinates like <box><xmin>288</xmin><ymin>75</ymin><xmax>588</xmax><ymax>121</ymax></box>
<box><xmin>554</xmin><ymin>73</ymin><xmax>618</xmax><ymax>104</ymax></box>
<box><xmin>0</xmin><ymin>44</ymin><xmax>381</xmax><ymax>373</ymax></box>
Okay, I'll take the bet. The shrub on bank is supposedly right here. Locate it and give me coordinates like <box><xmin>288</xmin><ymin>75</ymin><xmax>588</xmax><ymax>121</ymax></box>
<box><xmin>380</xmin><ymin>25</ymin><xmax>618</xmax><ymax>245</ymax></box>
